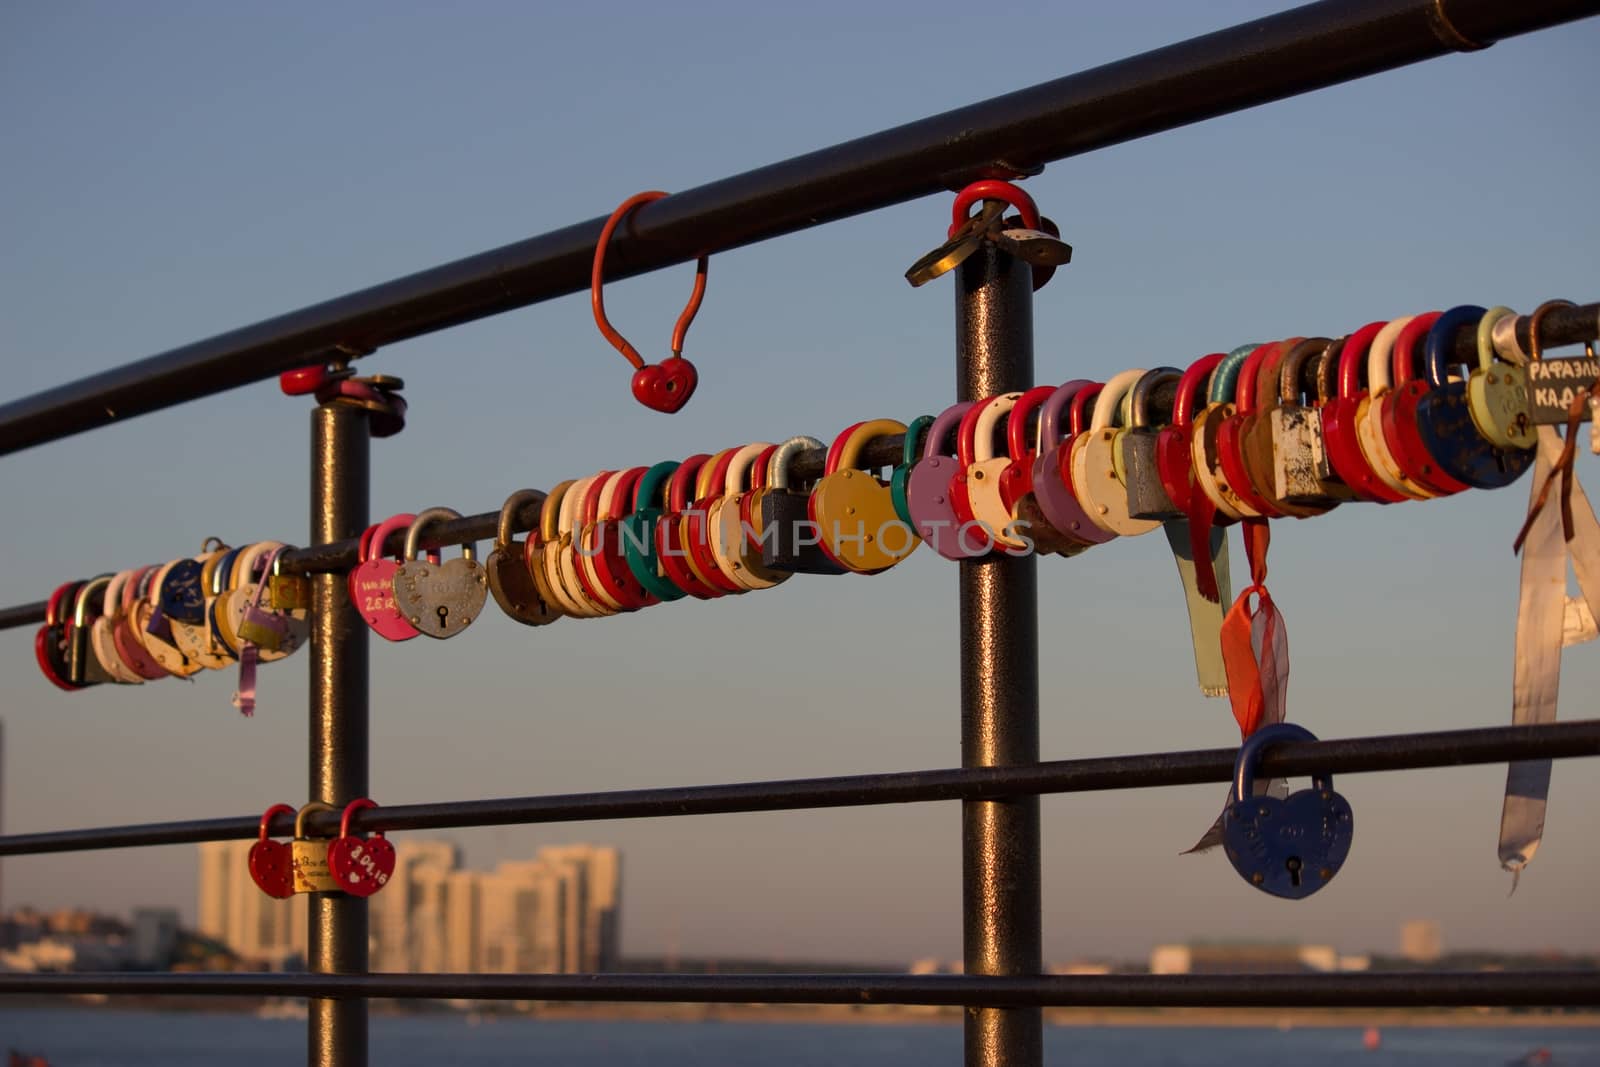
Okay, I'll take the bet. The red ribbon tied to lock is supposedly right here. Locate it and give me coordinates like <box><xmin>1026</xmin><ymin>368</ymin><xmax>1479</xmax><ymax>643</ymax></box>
<box><xmin>1219</xmin><ymin>520</ymin><xmax>1288</xmax><ymax>738</ymax></box>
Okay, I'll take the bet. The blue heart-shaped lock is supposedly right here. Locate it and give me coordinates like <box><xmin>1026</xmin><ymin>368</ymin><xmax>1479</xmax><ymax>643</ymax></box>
<box><xmin>1221</xmin><ymin>722</ymin><xmax>1354</xmax><ymax>900</ymax></box>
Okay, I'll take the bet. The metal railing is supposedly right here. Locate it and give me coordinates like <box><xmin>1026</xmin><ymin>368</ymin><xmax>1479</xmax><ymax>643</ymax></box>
<box><xmin>2</xmin><ymin>2</ymin><xmax>1598</xmax><ymax>1066</ymax></box>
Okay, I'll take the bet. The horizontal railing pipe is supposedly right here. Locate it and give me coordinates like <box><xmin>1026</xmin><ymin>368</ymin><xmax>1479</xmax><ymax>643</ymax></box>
<box><xmin>0</xmin><ymin>1</ymin><xmax>1595</xmax><ymax>454</ymax></box>
<box><xmin>0</xmin><ymin>298</ymin><xmax>1594</xmax><ymax>629</ymax></box>
<box><xmin>0</xmin><ymin>970</ymin><xmax>1595</xmax><ymax>1006</ymax></box>
<box><xmin>0</xmin><ymin>720</ymin><xmax>1592</xmax><ymax>856</ymax></box>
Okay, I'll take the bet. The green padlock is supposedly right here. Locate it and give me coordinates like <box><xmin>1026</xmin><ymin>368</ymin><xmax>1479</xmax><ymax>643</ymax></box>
<box><xmin>889</xmin><ymin>415</ymin><xmax>934</xmax><ymax>527</ymax></box>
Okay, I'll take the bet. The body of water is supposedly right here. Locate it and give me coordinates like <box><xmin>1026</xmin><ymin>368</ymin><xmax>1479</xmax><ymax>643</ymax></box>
<box><xmin>0</xmin><ymin>1007</ymin><xmax>1595</xmax><ymax>1066</ymax></box>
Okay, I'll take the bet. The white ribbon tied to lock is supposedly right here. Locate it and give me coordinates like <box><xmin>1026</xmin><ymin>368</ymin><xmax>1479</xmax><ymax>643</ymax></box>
<box><xmin>1500</xmin><ymin>426</ymin><xmax>1600</xmax><ymax>888</ymax></box>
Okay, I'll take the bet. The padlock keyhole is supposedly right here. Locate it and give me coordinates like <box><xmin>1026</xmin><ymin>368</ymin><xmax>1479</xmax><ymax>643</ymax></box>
<box><xmin>436</xmin><ymin>605</ymin><xmax>450</xmax><ymax>628</ymax></box>
<box><xmin>1285</xmin><ymin>855</ymin><xmax>1303</xmax><ymax>888</ymax></box>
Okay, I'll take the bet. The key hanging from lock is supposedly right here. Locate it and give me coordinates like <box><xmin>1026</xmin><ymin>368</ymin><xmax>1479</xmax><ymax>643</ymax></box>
<box><xmin>1220</xmin><ymin>722</ymin><xmax>1354</xmax><ymax>899</ymax></box>
<box><xmin>905</xmin><ymin>179</ymin><xmax>1068</xmax><ymax>290</ymax></box>
<box><xmin>392</xmin><ymin>508</ymin><xmax>488</xmax><ymax>638</ymax></box>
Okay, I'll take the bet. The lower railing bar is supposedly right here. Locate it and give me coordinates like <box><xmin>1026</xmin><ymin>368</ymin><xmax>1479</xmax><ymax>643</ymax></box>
<box><xmin>0</xmin><ymin>720</ymin><xmax>1593</xmax><ymax>857</ymax></box>
<box><xmin>0</xmin><ymin>971</ymin><xmax>1596</xmax><ymax>1007</ymax></box>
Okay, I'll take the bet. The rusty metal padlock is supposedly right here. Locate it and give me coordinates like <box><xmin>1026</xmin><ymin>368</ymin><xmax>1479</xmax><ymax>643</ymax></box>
<box><xmin>291</xmin><ymin>801</ymin><xmax>340</xmax><ymax>894</ymax></box>
<box><xmin>1269</xmin><ymin>337</ymin><xmax>1354</xmax><ymax>509</ymax></box>
<box><xmin>393</xmin><ymin>508</ymin><xmax>488</xmax><ymax>638</ymax></box>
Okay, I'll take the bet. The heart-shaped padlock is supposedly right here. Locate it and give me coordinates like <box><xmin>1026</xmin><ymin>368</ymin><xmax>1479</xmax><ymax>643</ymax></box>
<box><xmin>1221</xmin><ymin>722</ymin><xmax>1354</xmax><ymax>900</ymax></box>
<box><xmin>1413</xmin><ymin>304</ymin><xmax>1534</xmax><ymax>489</ymax></box>
<box><xmin>248</xmin><ymin>803</ymin><xmax>296</xmax><ymax>900</ymax></box>
<box><xmin>325</xmin><ymin>798</ymin><xmax>396</xmax><ymax>898</ymax></box>
<box><xmin>393</xmin><ymin>508</ymin><xmax>488</xmax><ymax>638</ymax></box>
<box><xmin>351</xmin><ymin>514</ymin><xmax>438</xmax><ymax>642</ymax></box>
<box><xmin>631</xmin><ymin>356</ymin><xmax>698</xmax><ymax>414</ymax></box>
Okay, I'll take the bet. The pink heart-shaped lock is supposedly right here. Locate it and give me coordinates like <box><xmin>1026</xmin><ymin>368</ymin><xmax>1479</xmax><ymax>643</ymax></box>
<box><xmin>326</xmin><ymin>798</ymin><xmax>395</xmax><ymax>898</ymax></box>
<box><xmin>349</xmin><ymin>515</ymin><xmax>437</xmax><ymax>642</ymax></box>
<box><xmin>248</xmin><ymin>804</ymin><xmax>296</xmax><ymax>899</ymax></box>
<box><xmin>631</xmin><ymin>357</ymin><xmax>698</xmax><ymax>414</ymax></box>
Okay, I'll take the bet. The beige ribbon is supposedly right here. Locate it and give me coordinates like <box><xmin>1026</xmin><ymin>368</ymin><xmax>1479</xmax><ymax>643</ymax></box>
<box><xmin>1163</xmin><ymin>520</ymin><xmax>1231</xmax><ymax>698</ymax></box>
<box><xmin>1500</xmin><ymin>426</ymin><xmax>1600</xmax><ymax>887</ymax></box>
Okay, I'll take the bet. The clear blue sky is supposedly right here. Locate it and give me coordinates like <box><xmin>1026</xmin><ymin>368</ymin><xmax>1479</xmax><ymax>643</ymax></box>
<box><xmin>1</xmin><ymin>1</ymin><xmax>1597</xmax><ymax>966</ymax></box>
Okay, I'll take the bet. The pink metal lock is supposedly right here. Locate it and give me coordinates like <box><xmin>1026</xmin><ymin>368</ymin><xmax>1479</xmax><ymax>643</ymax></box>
<box><xmin>349</xmin><ymin>514</ymin><xmax>438</xmax><ymax>642</ymax></box>
<box><xmin>1033</xmin><ymin>380</ymin><xmax>1116</xmax><ymax>545</ymax></box>
<box><xmin>906</xmin><ymin>401</ymin><xmax>983</xmax><ymax>560</ymax></box>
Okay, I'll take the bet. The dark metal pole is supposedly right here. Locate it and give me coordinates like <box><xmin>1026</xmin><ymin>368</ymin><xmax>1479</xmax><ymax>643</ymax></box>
<box><xmin>956</xmin><ymin>243</ymin><xmax>1040</xmax><ymax>1067</ymax></box>
<box><xmin>0</xmin><ymin>0</ymin><xmax>1595</xmax><ymax>455</ymax></box>
<box><xmin>309</xmin><ymin>402</ymin><xmax>369</xmax><ymax>1067</ymax></box>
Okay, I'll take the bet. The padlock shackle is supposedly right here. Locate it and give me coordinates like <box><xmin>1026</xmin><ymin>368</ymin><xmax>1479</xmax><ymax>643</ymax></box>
<box><xmin>667</xmin><ymin>455</ymin><xmax>710</xmax><ymax>512</ymax></box>
<box><xmin>259</xmin><ymin>803</ymin><xmax>295</xmax><ymax>842</ymax></box>
<box><xmin>495</xmin><ymin>490</ymin><xmax>545</xmax><ymax>548</ymax></box>
<box><xmin>295</xmin><ymin>800</ymin><xmax>337</xmax><ymax>839</ymax></box>
<box><xmin>696</xmin><ymin>449</ymin><xmax>738</xmax><ymax>503</ymax></box>
<box><xmin>539</xmin><ymin>482</ymin><xmax>574</xmax><ymax>544</ymax></box>
<box><xmin>900</xmin><ymin>415</ymin><xmax>935</xmax><ymax>471</ymax></box>
<box><xmin>1006</xmin><ymin>386</ymin><xmax>1057</xmax><ymax>461</ymax></box>
<box><xmin>1273</xmin><ymin>338</ymin><xmax>1331</xmax><ymax>407</ymax></box>
<box><xmin>1475</xmin><ymin>306</ymin><xmax>1517</xmax><ymax>373</ymax></box>
<box><xmin>633</xmin><ymin>463</ymin><xmax>679</xmax><ymax>514</ymax></box>
<box><xmin>103</xmin><ymin>569</ymin><xmax>133</xmax><ymax>617</ymax></box>
<box><xmin>1336</xmin><ymin>321</ymin><xmax>1387</xmax><ymax>399</ymax></box>
<box><xmin>922</xmin><ymin>402</ymin><xmax>974</xmax><ymax>461</ymax></box>
<box><xmin>1207</xmin><ymin>344</ymin><xmax>1258</xmax><ymax>406</ymax></box>
<box><xmin>1128</xmin><ymin>367</ymin><xmax>1183</xmax><ymax>430</ymax></box>
<box><xmin>724</xmin><ymin>443</ymin><xmax>773</xmax><ymax>498</ymax></box>
<box><xmin>824</xmin><ymin>422</ymin><xmax>867</xmax><ymax>475</ymax></box>
<box><xmin>836</xmin><ymin>418</ymin><xmax>909</xmax><ymax>470</ymax></box>
<box><xmin>1090</xmin><ymin>369</ymin><xmax>1144</xmax><ymax>432</ymax></box>
<box><xmin>370</xmin><ymin>513</ymin><xmax>418</xmax><ymax>564</ymax></box>
<box><xmin>1067</xmin><ymin>382</ymin><xmax>1104</xmax><ymax>438</ymax></box>
<box><xmin>603</xmin><ymin>467</ymin><xmax>649</xmax><ymax>521</ymax></box>
<box><xmin>956</xmin><ymin>397</ymin><xmax>1001</xmax><ymax>466</ymax></box>
<box><xmin>1231</xmin><ymin>344</ymin><xmax>1278</xmax><ymax>415</ymax></box>
<box><xmin>1312</xmin><ymin>338</ymin><xmax>1344</xmax><ymax>405</ymax></box>
<box><xmin>948</xmin><ymin>179</ymin><xmax>1041</xmax><ymax>238</ymax></box>
<box><xmin>201</xmin><ymin>548</ymin><xmax>235</xmax><ymax>597</ymax></box>
<box><xmin>403</xmin><ymin>507</ymin><xmax>470</xmax><ymax>562</ymax></box>
<box><xmin>1424</xmin><ymin>305</ymin><xmax>1489</xmax><ymax>387</ymax></box>
<box><xmin>1233</xmin><ymin>721</ymin><xmax>1325</xmax><ymax>803</ymax></box>
<box><xmin>559</xmin><ymin>476</ymin><xmax>599</xmax><ymax>546</ymax></box>
<box><xmin>1390</xmin><ymin>311</ymin><xmax>1442</xmax><ymax>385</ymax></box>
<box><xmin>971</xmin><ymin>396</ymin><xmax>1019</xmax><ymax>463</ymax></box>
<box><xmin>337</xmin><ymin>797</ymin><xmax>379</xmax><ymax>839</ymax></box>
<box><xmin>1366</xmin><ymin>314</ymin><xmax>1418</xmax><ymax>394</ymax></box>
<box><xmin>579</xmin><ymin>472</ymin><xmax>614</xmax><ymax>527</ymax></box>
<box><xmin>1171</xmin><ymin>355</ymin><xmax>1225</xmax><ymax>430</ymax></box>
<box><xmin>767</xmin><ymin>436</ymin><xmax>825</xmax><ymax>491</ymax></box>
<box><xmin>1036</xmin><ymin>380</ymin><xmax>1094</xmax><ymax>447</ymax></box>
<box><xmin>72</xmin><ymin>575</ymin><xmax>113</xmax><ymax>628</ymax></box>
<box><xmin>749</xmin><ymin>445</ymin><xmax>779</xmax><ymax>491</ymax></box>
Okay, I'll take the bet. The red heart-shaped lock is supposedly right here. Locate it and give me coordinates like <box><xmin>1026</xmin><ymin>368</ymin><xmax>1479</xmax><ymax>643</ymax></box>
<box><xmin>631</xmin><ymin>357</ymin><xmax>698</xmax><ymax>413</ymax></box>
<box><xmin>326</xmin><ymin>798</ymin><xmax>395</xmax><ymax>898</ymax></box>
<box><xmin>248</xmin><ymin>804</ymin><xmax>296</xmax><ymax>899</ymax></box>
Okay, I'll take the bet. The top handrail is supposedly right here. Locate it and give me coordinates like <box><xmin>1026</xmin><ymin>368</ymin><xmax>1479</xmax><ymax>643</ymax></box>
<box><xmin>1</xmin><ymin>0</ymin><xmax>1595</xmax><ymax>456</ymax></box>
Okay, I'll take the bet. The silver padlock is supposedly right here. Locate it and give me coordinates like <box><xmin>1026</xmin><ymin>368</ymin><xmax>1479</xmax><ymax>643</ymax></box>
<box><xmin>1119</xmin><ymin>367</ymin><xmax>1184</xmax><ymax>521</ymax></box>
<box><xmin>392</xmin><ymin>508</ymin><xmax>488</xmax><ymax>639</ymax></box>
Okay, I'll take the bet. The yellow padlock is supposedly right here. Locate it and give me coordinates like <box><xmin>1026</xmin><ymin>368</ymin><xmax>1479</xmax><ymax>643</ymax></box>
<box><xmin>810</xmin><ymin>419</ymin><xmax>920</xmax><ymax>573</ymax></box>
<box><xmin>291</xmin><ymin>801</ymin><xmax>340</xmax><ymax>894</ymax></box>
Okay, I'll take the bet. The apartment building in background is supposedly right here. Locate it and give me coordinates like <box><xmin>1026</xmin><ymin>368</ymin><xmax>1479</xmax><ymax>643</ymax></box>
<box><xmin>197</xmin><ymin>839</ymin><xmax>620</xmax><ymax>974</ymax></box>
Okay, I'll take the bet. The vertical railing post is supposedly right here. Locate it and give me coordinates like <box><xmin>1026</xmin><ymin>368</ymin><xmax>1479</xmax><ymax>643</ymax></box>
<box><xmin>309</xmin><ymin>401</ymin><xmax>371</xmax><ymax>1067</ymax></box>
<box><xmin>956</xmin><ymin>242</ymin><xmax>1042</xmax><ymax>1067</ymax></box>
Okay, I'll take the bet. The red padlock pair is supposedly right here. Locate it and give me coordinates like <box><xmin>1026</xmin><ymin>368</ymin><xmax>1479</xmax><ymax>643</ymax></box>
<box><xmin>248</xmin><ymin>798</ymin><xmax>395</xmax><ymax>899</ymax></box>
